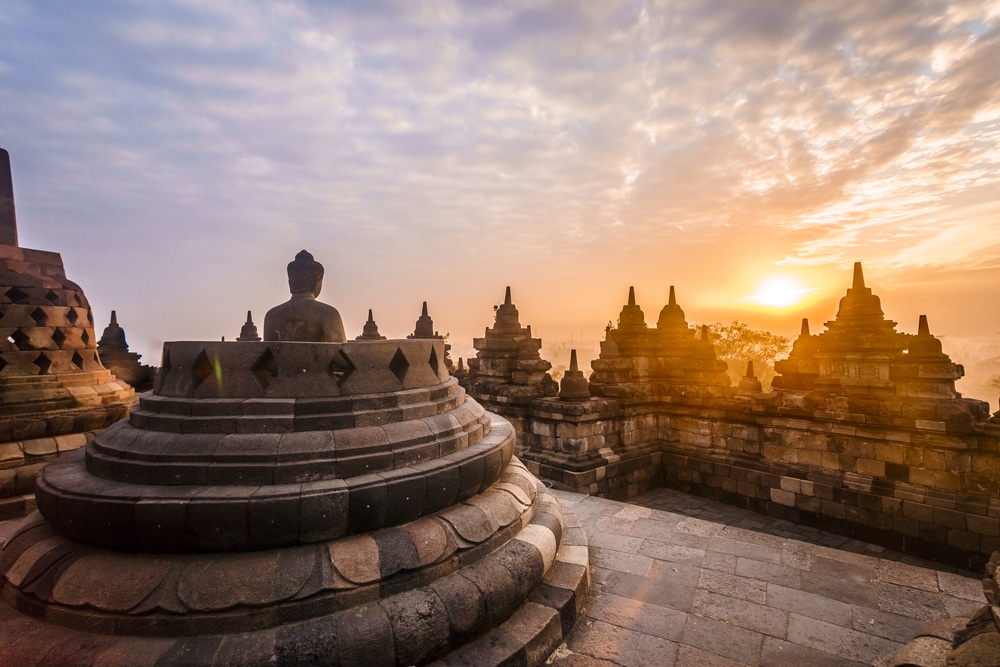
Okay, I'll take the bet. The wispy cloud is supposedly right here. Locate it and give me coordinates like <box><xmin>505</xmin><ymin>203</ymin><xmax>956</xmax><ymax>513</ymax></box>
<box><xmin>1</xmin><ymin>0</ymin><xmax>998</xmax><ymax>358</ymax></box>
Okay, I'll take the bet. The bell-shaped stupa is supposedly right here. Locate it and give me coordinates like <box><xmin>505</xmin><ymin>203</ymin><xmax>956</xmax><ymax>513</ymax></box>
<box><xmin>0</xmin><ymin>250</ymin><xmax>587</xmax><ymax>666</ymax></box>
<box><xmin>0</xmin><ymin>148</ymin><xmax>136</xmax><ymax>519</ymax></box>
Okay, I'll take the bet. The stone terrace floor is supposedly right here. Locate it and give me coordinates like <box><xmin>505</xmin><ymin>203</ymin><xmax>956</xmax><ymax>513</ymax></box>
<box><xmin>546</xmin><ymin>487</ymin><xmax>986</xmax><ymax>667</ymax></box>
<box><xmin>0</xmin><ymin>487</ymin><xmax>988</xmax><ymax>667</ymax></box>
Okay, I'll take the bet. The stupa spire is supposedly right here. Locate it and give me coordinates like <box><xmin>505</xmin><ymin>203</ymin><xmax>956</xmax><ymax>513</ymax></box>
<box><xmin>853</xmin><ymin>262</ymin><xmax>865</xmax><ymax>290</ymax></box>
<box><xmin>628</xmin><ymin>286</ymin><xmax>636</xmax><ymax>307</ymax></box>
<box><xmin>800</xmin><ymin>318</ymin><xmax>810</xmax><ymax>337</ymax></box>
<box><xmin>918</xmin><ymin>314</ymin><xmax>930</xmax><ymax>336</ymax></box>
<box><xmin>669</xmin><ymin>285</ymin><xmax>676</xmax><ymax>306</ymax></box>
<box><xmin>0</xmin><ymin>147</ymin><xmax>17</xmax><ymax>246</ymax></box>
<box><xmin>504</xmin><ymin>286</ymin><xmax>512</xmax><ymax>306</ymax></box>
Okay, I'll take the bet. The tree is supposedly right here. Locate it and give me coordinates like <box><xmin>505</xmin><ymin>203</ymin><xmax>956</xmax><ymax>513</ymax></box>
<box><xmin>703</xmin><ymin>321</ymin><xmax>791</xmax><ymax>390</ymax></box>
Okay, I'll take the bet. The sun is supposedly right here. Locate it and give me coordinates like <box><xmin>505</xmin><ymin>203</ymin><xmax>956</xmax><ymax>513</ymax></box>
<box><xmin>749</xmin><ymin>275</ymin><xmax>810</xmax><ymax>308</ymax></box>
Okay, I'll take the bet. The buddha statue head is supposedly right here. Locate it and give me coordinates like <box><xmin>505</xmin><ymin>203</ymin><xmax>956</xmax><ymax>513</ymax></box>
<box><xmin>287</xmin><ymin>250</ymin><xmax>324</xmax><ymax>297</ymax></box>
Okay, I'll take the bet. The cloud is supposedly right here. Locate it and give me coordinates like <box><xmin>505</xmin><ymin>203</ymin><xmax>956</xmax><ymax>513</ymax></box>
<box><xmin>0</xmin><ymin>0</ymin><xmax>998</xmax><ymax>360</ymax></box>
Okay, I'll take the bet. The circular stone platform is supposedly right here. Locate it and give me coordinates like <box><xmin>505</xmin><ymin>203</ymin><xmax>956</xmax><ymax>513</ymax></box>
<box><xmin>0</xmin><ymin>339</ymin><xmax>589</xmax><ymax>666</ymax></box>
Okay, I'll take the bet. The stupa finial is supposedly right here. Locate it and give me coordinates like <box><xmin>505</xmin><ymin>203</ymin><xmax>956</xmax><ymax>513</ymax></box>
<box><xmin>569</xmin><ymin>349</ymin><xmax>580</xmax><ymax>373</ymax></box>
<box><xmin>745</xmin><ymin>360</ymin><xmax>756</xmax><ymax>378</ymax></box>
<box><xmin>800</xmin><ymin>318</ymin><xmax>810</xmax><ymax>337</ymax></box>
<box><xmin>421</xmin><ymin>301</ymin><xmax>429</xmax><ymax>317</ymax></box>
<box><xmin>504</xmin><ymin>286</ymin><xmax>512</xmax><ymax>306</ymax></box>
<box><xmin>110</xmin><ymin>310</ymin><xmax>119</xmax><ymax>326</ymax></box>
<box><xmin>628</xmin><ymin>286</ymin><xmax>636</xmax><ymax>307</ymax></box>
<box><xmin>852</xmin><ymin>262</ymin><xmax>865</xmax><ymax>290</ymax></box>
<box><xmin>0</xmin><ymin>147</ymin><xmax>17</xmax><ymax>247</ymax></box>
<box><xmin>669</xmin><ymin>285</ymin><xmax>676</xmax><ymax>307</ymax></box>
<box><xmin>918</xmin><ymin>314</ymin><xmax>930</xmax><ymax>336</ymax></box>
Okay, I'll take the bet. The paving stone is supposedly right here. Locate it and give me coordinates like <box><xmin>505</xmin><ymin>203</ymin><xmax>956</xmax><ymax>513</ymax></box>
<box><xmin>567</xmin><ymin>618</ymin><xmax>677</xmax><ymax>667</ymax></box>
<box><xmin>638</xmin><ymin>540</ymin><xmax>705</xmax><ymax>565</ymax></box>
<box><xmin>938</xmin><ymin>570</ymin><xmax>986</xmax><ymax>601</ymax></box>
<box><xmin>675</xmin><ymin>643</ymin><xmax>753</xmax><ymax>667</ymax></box>
<box><xmin>786</xmin><ymin>613</ymin><xmax>900</xmax><ymax>664</ymax></box>
<box><xmin>872</xmin><ymin>580</ymin><xmax>948</xmax><ymax>620</ymax></box>
<box><xmin>707</xmin><ymin>537</ymin><xmax>782</xmax><ymax>564</ymax></box>
<box><xmin>588</xmin><ymin>546</ymin><xmax>653</xmax><ymax>577</ymax></box>
<box><xmin>941</xmin><ymin>593</ymin><xmax>987</xmax><ymax>617</ymax></box>
<box><xmin>601</xmin><ymin>569</ymin><xmax>697</xmax><ymax>612</ymax></box>
<box><xmin>800</xmin><ymin>570</ymin><xmax>881</xmax><ymax>608</ymax></box>
<box><xmin>587</xmin><ymin>531</ymin><xmax>645</xmax><ymax>554</ymax></box>
<box><xmin>850</xmin><ymin>604</ymin><xmax>933</xmax><ymax>643</ymax></box>
<box><xmin>735</xmin><ymin>558</ymin><xmax>803</xmax><ymax>588</ymax></box>
<box><xmin>702</xmin><ymin>551</ymin><xmax>737</xmax><ymax>573</ymax></box>
<box><xmin>679</xmin><ymin>614</ymin><xmax>764</xmax><ymax>665</ymax></box>
<box><xmin>584</xmin><ymin>591</ymin><xmax>686</xmax><ymax>640</ymax></box>
<box><xmin>759</xmin><ymin>636</ymin><xmax>866</xmax><ymax>667</ymax></box>
<box><xmin>877</xmin><ymin>559</ymin><xmax>939</xmax><ymax>592</ymax></box>
<box><xmin>698</xmin><ymin>570</ymin><xmax>768</xmax><ymax>604</ymax></box>
<box><xmin>766</xmin><ymin>583</ymin><xmax>852</xmax><ymax>625</ymax></box>
<box><xmin>691</xmin><ymin>589</ymin><xmax>789</xmax><ymax>638</ymax></box>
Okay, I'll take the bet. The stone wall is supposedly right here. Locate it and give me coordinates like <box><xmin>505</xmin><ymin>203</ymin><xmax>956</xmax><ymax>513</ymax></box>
<box><xmin>514</xmin><ymin>393</ymin><xmax>1000</xmax><ymax>570</ymax></box>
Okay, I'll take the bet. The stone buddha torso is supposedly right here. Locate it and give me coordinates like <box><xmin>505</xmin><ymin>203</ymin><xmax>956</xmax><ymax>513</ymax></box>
<box><xmin>263</xmin><ymin>250</ymin><xmax>347</xmax><ymax>342</ymax></box>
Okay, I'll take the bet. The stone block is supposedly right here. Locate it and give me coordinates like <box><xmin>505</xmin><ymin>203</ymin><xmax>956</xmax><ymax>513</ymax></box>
<box><xmin>967</xmin><ymin>513</ymin><xmax>1000</xmax><ymax>537</ymax></box>
<box><xmin>347</xmin><ymin>474</ymin><xmax>388</xmax><ymax>533</ymax></box>
<box><xmin>299</xmin><ymin>482</ymin><xmax>349</xmax><ymax>544</ymax></box>
<box><xmin>380</xmin><ymin>588</ymin><xmax>450</xmax><ymax>666</ymax></box>
<box><xmin>248</xmin><ymin>491</ymin><xmax>302</xmax><ymax>549</ymax></box>
<box><xmin>21</xmin><ymin>437</ymin><xmax>57</xmax><ymax>457</ymax></box>
<box><xmin>933</xmin><ymin>507</ymin><xmax>966</xmax><ymax>530</ymax></box>
<box><xmin>0</xmin><ymin>441</ymin><xmax>24</xmax><ymax>465</ymax></box>
<box><xmin>380</xmin><ymin>468</ymin><xmax>426</xmax><ymax>526</ymax></box>
<box><xmin>856</xmin><ymin>458</ymin><xmax>885</xmax><ymax>477</ymax></box>
<box><xmin>770</xmin><ymin>488</ymin><xmax>796</xmax><ymax>507</ymax></box>
<box><xmin>946</xmin><ymin>528</ymin><xmax>980</xmax><ymax>552</ymax></box>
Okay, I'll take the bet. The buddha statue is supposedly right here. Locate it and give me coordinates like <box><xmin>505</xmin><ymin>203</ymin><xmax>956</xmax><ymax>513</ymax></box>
<box><xmin>263</xmin><ymin>250</ymin><xmax>347</xmax><ymax>342</ymax></box>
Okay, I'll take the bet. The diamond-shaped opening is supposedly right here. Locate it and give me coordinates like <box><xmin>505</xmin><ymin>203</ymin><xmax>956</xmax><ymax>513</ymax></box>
<box><xmin>191</xmin><ymin>349</ymin><xmax>214</xmax><ymax>388</ymax></box>
<box><xmin>11</xmin><ymin>329</ymin><xmax>33</xmax><ymax>351</ymax></box>
<box><xmin>33</xmin><ymin>352</ymin><xmax>52</xmax><ymax>375</ymax></box>
<box><xmin>327</xmin><ymin>349</ymin><xmax>356</xmax><ymax>388</ymax></box>
<box><xmin>389</xmin><ymin>347</ymin><xmax>409</xmax><ymax>384</ymax></box>
<box><xmin>44</xmin><ymin>290</ymin><xmax>60</xmax><ymax>305</ymax></box>
<box><xmin>73</xmin><ymin>293</ymin><xmax>83</xmax><ymax>307</ymax></box>
<box><xmin>0</xmin><ymin>357</ymin><xmax>7</xmax><ymax>373</ymax></box>
<box><xmin>30</xmin><ymin>307</ymin><xmax>49</xmax><ymax>327</ymax></box>
<box><xmin>71</xmin><ymin>351</ymin><xmax>84</xmax><ymax>369</ymax></box>
<box><xmin>66</xmin><ymin>308</ymin><xmax>79</xmax><ymax>325</ymax></box>
<box><xmin>51</xmin><ymin>327</ymin><xmax>67</xmax><ymax>348</ymax></box>
<box><xmin>428</xmin><ymin>347</ymin><xmax>440</xmax><ymax>376</ymax></box>
<box><xmin>250</xmin><ymin>347</ymin><xmax>278</xmax><ymax>392</ymax></box>
<box><xmin>5</xmin><ymin>287</ymin><xmax>29</xmax><ymax>304</ymax></box>
<box><xmin>81</xmin><ymin>330</ymin><xmax>90</xmax><ymax>346</ymax></box>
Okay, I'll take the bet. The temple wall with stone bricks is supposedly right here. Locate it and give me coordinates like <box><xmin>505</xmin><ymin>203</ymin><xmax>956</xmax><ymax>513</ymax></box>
<box><xmin>464</xmin><ymin>267</ymin><xmax>1000</xmax><ymax>571</ymax></box>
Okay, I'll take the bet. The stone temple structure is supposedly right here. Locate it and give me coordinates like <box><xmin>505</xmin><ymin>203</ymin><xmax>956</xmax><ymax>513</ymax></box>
<box><xmin>96</xmin><ymin>310</ymin><xmax>156</xmax><ymax>392</ymax></box>
<box><xmin>0</xmin><ymin>149</ymin><xmax>136</xmax><ymax>520</ymax></box>
<box><xmin>0</xmin><ymin>251</ymin><xmax>588</xmax><ymax>666</ymax></box>
<box><xmin>461</xmin><ymin>288</ymin><xmax>558</xmax><ymax>455</ymax></box>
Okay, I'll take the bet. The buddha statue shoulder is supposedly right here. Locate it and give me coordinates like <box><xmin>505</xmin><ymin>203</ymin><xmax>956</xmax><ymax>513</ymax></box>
<box><xmin>263</xmin><ymin>250</ymin><xmax>347</xmax><ymax>342</ymax></box>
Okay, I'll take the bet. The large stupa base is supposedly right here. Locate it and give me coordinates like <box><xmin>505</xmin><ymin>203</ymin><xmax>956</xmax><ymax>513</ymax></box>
<box><xmin>0</xmin><ymin>340</ymin><xmax>589</xmax><ymax>666</ymax></box>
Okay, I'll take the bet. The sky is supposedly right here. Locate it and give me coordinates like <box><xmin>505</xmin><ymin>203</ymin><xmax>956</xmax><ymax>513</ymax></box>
<box><xmin>2</xmin><ymin>1</ymin><xmax>1000</xmax><ymax>400</ymax></box>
